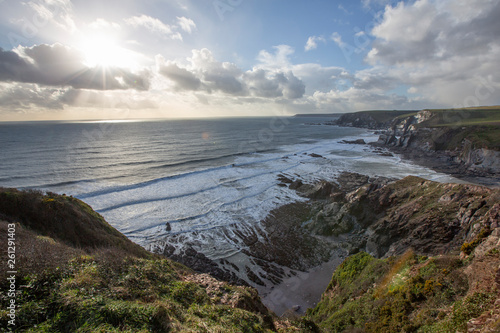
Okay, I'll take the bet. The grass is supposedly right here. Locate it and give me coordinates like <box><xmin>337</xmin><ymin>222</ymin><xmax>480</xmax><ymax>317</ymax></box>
<box><xmin>1</xmin><ymin>254</ymin><xmax>275</xmax><ymax>332</ymax></box>
<box><xmin>420</xmin><ymin>106</ymin><xmax>500</xmax><ymax>126</ymax></box>
<box><xmin>355</xmin><ymin>110</ymin><xmax>418</xmax><ymax>123</ymax></box>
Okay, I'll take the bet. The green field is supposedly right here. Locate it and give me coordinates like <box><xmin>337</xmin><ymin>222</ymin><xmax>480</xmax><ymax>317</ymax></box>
<box><xmin>418</xmin><ymin>106</ymin><xmax>500</xmax><ymax>127</ymax></box>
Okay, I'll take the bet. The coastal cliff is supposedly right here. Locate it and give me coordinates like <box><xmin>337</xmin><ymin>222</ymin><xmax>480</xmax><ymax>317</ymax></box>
<box><xmin>295</xmin><ymin>174</ymin><xmax>500</xmax><ymax>332</ymax></box>
<box><xmin>335</xmin><ymin>107</ymin><xmax>500</xmax><ymax>184</ymax></box>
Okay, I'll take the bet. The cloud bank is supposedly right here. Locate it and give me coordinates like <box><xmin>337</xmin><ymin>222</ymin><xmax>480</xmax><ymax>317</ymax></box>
<box><xmin>158</xmin><ymin>48</ymin><xmax>305</xmax><ymax>100</ymax></box>
<box><xmin>0</xmin><ymin>44</ymin><xmax>149</xmax><ymax>91</ymax></box>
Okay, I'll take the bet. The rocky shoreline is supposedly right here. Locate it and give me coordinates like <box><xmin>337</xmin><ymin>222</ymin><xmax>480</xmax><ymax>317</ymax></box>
<box><xmin>335</xmin><ymin>109</ymin><xmax>500</xmax><ymax>188</ymax></box>
<box><xmin>157</xmin><ymin>167</ymin><xmax>500</xmax><ymax>315</ymax></box>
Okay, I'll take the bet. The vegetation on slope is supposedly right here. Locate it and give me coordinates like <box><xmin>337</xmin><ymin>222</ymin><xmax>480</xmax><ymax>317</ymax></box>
<box><xmin>418</xmin><ymin>107</ymin><xmax>500</xmax><ymax>127</ymax></box>
<box><xmin>306</xmin><ymin>248</ymin><xmax>500</xmax><ymax>333</ymax></box>
<box><xmin>0</xmin><ymin>188</ymin><xmax>149</xmax><ymax>257</ymax></box>
<box><xmin>0</xmin><ymin>189</ymin><xmax>311</xmax><ymax>332</ymax></box>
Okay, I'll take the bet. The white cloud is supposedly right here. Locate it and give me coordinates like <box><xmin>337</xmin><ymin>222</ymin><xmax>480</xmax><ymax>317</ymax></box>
<box><xmin>256</xmin><ymin>45</ymin><xmax>294</xmax><ymax>70</ymax></box>
<box><xmin>338</xmin><ymin>4</ymin><xmax>352</xmax><ymax>15</ymax></box>
<box><xmin>0</xmin><ymin>82</ymin><xmax>65</xmax><ymax>110</ymax></box>
<box><xmin>177</xmin><ymin>16</ymin><xmax>196</xmax><ymax>34</ymax></box>
<box><xmin>362</xmin><ymin>0</ymin><xmax>394</xmax><ymax>9</ymax></box>
<box><xmin>330</xmin><ymin>32</ymin><xmax>345</xmax><ymax>47</ymax></box>
<box><xmin>157</xmin><ymin>48</ymin><xmax>305</xmax><ymax>100</ymax></box>
<box><xmin>308</xmin><ymin>87</ymin><xmax>419</xmax><ymax>113</ymax></box>
<box><xmin>125</xmin><ymin>15</ymin><xmax>182</xmax><ymax>40</ymax></box>
<box><xmin>365</xmin><ymin>0</ymin><xmax>500</xmax><ymax>106</ymax></box>
<box><xmin>305</xmin><ymin>36</ymin><xmax>325</xmax><ymax>51</ymax></box>
<box><xmin>291</xmin><ymin>63</ymin><xmax>352</xmax><ymax>94</ymax></box>
<box><xmin>88</xmin><ymin>18</ymin><xmax>121</xmax><ymax>30</ymax></box>
<box><xmin>26</xmin><ymin>0</ymin><xmax>76</xmax><ymax>32</ymax></box>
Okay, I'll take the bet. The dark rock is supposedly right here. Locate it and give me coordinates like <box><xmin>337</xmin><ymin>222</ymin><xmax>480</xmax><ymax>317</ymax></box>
<box><xmin>246</xmin><ymin>266</ymin><xmax>266</xmax><ymax>286</ymax></box>
<box><xmin>163</xmin><ymin>245</ymin><xmax>248</xmax><ymax>286</ymax></box>
<box><xmin>309</xmin><ymin>153</ymin><xmax>323</xmax><ymax>158</ymax></box>
<box><xmin>307</xmin><ymin>201</ymin><xmax>357</xmax><ymax>237</ymax></box>
<box><xmin>336</xmin><ymin>172</ymin><xmax>370</xmax><ymax>192</ymax></box>
<box><xmin>386</xmin><ymin>135</ymin><xmax>397</xmax><ymax>146</ymax></box>
<box><xmin>242</xmin><ymin>202</ymin><xmax>332</xmax><ymax>273</ymax></box>
<box><xmin>277</xmin><ymin>174</ymin><xmax>293</xmax><ymax>183</ymax></box>
<box><xmin>341</xmin><ymin>139</ymin><xmax>366</xmax><ymax>144</ymax></box>
<box><xmin>330</xmin><ymin>191</ymin><xmax>345</xmax><ymax>201</ymax></box>
<box><xmin>304</xmin><ymin>181</ymin><xmax>339</xmax><ymax>199</ymax></box>
<box><xmin>289</xmin><ymin>179</ymin><xmax>304</xmax><ymax>190</ymax></box>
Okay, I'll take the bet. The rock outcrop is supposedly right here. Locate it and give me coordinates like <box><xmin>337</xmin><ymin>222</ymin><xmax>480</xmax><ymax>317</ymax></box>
<box><xmin>303</xmin><ymin>174</ymin><xmax>499</xmax><ymax>259</ymax></box>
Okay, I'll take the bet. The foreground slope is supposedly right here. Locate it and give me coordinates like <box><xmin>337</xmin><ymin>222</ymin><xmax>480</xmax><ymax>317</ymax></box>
<box><xmin>0</xmin><ymin>188</ymin><xmax>311</xmax><ymax>332</ymax></box>
<box><xmin>307</xmin><ymin>246</ymin><xmax>500</xmax><ymax>332</ymax></box>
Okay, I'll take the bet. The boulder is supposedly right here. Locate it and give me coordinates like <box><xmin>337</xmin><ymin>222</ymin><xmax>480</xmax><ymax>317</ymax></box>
<box><xmin>304</xmin><ymin>181</ymin><xmax>339</xmax><ymax>199</ymax></box>
<box><xmin>342</xmin><ymin>139</ymin><xmax>366</xmax><ymax>144</ymax></box>
<box><xmin>289</xmin><ymin>179</ymin><xmax>304</xmax><ymax>190</ymax></box>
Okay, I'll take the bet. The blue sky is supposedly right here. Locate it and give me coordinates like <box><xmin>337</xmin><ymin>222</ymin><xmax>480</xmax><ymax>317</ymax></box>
<box><xmin>0</xmin><ymin>0</ymin><xmax>499</xmax><ymax>120</ymax></box>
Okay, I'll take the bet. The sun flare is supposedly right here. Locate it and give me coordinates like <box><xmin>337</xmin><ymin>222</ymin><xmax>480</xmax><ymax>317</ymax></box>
<box><xmin>79</xmin><ymin>35</ymin><xmax>136</xmax><ymax>69</ymax></box>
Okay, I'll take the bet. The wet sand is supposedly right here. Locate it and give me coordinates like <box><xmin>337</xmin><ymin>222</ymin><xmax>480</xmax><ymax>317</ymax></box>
<box><xmin>258</xmin><ymin>255</ymin><xmax>345</xmax><ymax>316</ymax></box>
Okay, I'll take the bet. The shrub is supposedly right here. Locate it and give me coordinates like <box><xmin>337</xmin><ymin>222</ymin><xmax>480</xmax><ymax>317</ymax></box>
<box><xmin>461</xmin><ymin>227</ymin><xmax>491</xmax><ymax>255</ymax></box>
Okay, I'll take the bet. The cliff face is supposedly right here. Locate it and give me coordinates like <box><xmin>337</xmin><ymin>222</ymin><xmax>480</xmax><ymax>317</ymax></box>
<box><xmin>337</xmin><ymin>108</ymin><xmax>500</xmax><ymax>180</ymax></box>
<box><xmin>335</xmin><ymin>110</ymin><xmax>418</xmax><ymax>129</ymax></box>
<box><xmin>376</xmin><ymin>111</ymin><xmax>500</xmax><ymax>175</ymax></box>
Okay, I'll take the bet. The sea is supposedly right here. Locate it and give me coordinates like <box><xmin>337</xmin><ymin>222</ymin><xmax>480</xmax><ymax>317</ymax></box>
<box><xmin>0</xmin><ymin>116</ymin><xmax>464</xmax><ymax>312</ymax></box>
<box><xmin>0</xmin><ymin>116</ymin><xmax>465</xmax><ymax>253</ymax></box>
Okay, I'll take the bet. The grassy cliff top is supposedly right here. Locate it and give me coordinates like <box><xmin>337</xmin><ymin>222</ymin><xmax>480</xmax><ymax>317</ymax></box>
<box><xmin>0</xmin><ymin>188</ymin><xmax>150</xmax><ymax>258</ymax></box>
<box><xmin>418</xmin><ymin>107</ymin><xmax>500</xmax><ymax>127</ymax></box>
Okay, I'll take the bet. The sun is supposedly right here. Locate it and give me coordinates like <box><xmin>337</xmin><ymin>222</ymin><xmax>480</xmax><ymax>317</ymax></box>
<box><xmin>79</xmin><ymin>35</ymin><xmax>136</xmax><ymax>69</ymax></box>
